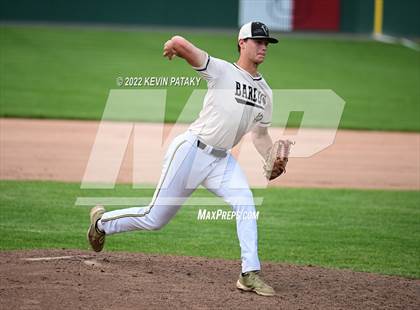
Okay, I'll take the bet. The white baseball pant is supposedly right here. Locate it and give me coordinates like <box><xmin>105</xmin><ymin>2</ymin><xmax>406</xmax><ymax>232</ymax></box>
<box><xmin>99</xmin><ymin>130</ymin><xmax>261</xmax><ymax>273</ymax></box>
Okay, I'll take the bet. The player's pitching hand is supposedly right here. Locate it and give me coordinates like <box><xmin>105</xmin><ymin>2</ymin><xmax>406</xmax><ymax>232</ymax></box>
<box><xmin>163</xmin><ymin>39</ymin><xmax>177</xmax><ymax>60</ymax></box>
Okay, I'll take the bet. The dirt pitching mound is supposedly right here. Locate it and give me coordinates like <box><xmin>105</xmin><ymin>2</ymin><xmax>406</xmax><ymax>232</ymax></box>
<box><xmin>1</xmin><ymin>250</ymin><xmax>419</xmax><ymax>310</ymax></box>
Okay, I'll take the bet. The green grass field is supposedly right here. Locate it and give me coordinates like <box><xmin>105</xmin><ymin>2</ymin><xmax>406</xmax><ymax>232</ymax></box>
<box><xmin>1</xmin><ymin>181</ymin><xmax>419</xmax><ymax>278</ymax></box>
<box><xmin>1</xmin><ymin>25</ymin><xmax>419</xmax><ymax>131</ymax></box>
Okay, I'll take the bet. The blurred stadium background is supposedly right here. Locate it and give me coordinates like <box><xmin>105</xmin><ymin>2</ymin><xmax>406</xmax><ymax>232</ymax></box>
<box><xmin>1</xmin><ymin>0</ymin><xmax>419</xmax><ymax>37</ymax></box>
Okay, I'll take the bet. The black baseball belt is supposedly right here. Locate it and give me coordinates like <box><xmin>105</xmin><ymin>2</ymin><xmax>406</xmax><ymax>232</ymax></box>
<box><xmin>197</xmin><ymin>140</ymin><xmax>227</xmax><ymax>158</ymax></box>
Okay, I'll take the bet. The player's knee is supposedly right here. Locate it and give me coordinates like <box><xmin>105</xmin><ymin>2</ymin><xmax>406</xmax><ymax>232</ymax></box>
<box><xmin>227</xmin><ymin>189</ymin><xmax>254</xmax><ymax>207</ymax></box>
<box><xmin>148</xmin><ymin>218</ymin><xmax>168</xmax><ymax>231</ymax></box>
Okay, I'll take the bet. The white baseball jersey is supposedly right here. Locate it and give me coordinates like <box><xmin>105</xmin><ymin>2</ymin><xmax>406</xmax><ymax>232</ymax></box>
<box><xmin>189</xmin><ymin>53</ymin><xmax>273</xmax><ymax>150</ymax></box>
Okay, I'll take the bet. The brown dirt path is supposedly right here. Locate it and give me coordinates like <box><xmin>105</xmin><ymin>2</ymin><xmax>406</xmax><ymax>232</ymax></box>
<box><xmin>1</xmin><ymin>250</ymin><xmax>419</xmax><ymax>310</ymax></box>
<box><xmin>1</xmin><ymin>118</ymin><xmax>419</xmax><ymax>190</ymax></box>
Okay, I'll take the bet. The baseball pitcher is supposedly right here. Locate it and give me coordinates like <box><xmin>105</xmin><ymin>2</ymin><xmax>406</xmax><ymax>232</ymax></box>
<box><xmin>88</xmin><ymin>22</ymin><xmax>292</xmax><ymax>297</ymax></box>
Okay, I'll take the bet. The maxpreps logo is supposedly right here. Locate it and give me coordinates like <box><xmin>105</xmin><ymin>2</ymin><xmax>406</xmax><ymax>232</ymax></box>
<box><xmin>234</xmin><ymin>81</ymin><xmax>267</xmax><ymax>110</ymax></box>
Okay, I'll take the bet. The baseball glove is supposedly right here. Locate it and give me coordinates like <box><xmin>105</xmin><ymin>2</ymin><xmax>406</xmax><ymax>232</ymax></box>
<box><xmin>263</xmin><ymin>140</ymin><xmax>294</xmax><ymax>181</ymax></box>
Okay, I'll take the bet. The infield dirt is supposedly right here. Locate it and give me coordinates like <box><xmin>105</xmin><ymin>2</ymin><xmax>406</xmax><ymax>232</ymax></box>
<box><xmin>1</xmin><ymin>118</ymin><xmax>419</xmax><ymax>190</ymax></box>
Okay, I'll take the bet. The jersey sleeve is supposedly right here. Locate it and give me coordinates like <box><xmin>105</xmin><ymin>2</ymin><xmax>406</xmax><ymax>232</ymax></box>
<box><xmin>191</xmin><ymin>53</ymin><xmax>225</xmax><ymax>82</ymax></box>
<box><xmin>258</xmin><ymin>92</ymin><xmax>273</xmax><ymax>127</ymax></box>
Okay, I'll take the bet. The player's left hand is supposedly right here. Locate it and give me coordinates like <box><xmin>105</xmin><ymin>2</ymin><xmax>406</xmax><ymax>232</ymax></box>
<box><xmin>263</xmin><ymin>140</ymin><xmax>294</xmax><ymax>180</ymax></box>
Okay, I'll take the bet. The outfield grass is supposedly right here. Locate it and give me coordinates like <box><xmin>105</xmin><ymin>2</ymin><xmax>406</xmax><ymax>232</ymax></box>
<box><xmin>0</xmin><ymin>180</ymin><xmax>419</xmax><ymax>278</ymax></box>
<box><xmin>1</xmin><ymin>25</ymin><xmax>419</xmax><ymax>131</ymax></box>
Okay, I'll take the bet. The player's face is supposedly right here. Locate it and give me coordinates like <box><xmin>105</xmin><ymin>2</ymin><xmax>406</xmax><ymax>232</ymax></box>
<box><xmin>246</xmin><ymin>39</ymin><xmax>269</xmax><ymax>64</ymax></box>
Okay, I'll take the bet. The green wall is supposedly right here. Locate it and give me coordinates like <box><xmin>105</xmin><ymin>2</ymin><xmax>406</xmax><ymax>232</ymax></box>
<box><xmin>383</xmin><ymin>0</ymin><xmax>420</xmax><ymax>37</ymax></box>
<box><xmin>340</xmin><ymin>0</ymin><xmax>420</xmax><ymax>36</ymax></box>
<box><xmin>2</xmin><ymin>0</ymin><xmax>419</xmax><ymax>37</ymax></box>
<box><xmin>340</xmin><ymin>0</ymin><xmax>374</xmax><ymax>33</ymax></box>
<box><xmin>0</xmin><ymin>0</ymin><xmax>238</xmax><ymax>28</ymax></box>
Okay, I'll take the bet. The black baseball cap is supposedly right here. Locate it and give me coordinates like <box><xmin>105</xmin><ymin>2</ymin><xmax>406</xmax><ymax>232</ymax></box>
<box><xmin>238</xmin><ymin>21</ymin><xmax>278</xmax><ymax>44</ymax></box>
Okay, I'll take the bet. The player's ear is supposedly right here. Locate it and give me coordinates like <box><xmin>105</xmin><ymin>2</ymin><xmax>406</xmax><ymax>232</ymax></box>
<box><xmin>238</xmin><ymin>39</ymin><xmax>246</xmax><ymax>52</ymax></box>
